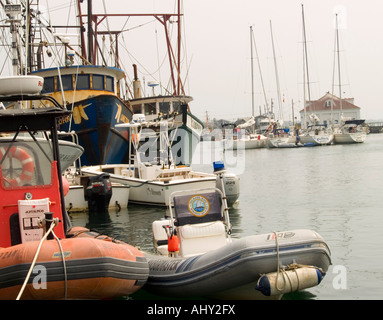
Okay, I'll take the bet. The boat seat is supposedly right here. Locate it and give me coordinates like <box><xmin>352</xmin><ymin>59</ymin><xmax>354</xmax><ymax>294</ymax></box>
<box><xmin>178</xmin><ymin>221</ymin><xmax>227</xmax><ymax>257</ymax></box>
<box><xmin>173</xmin><ymin>192</ymin><xmax>223</xmax><ymax>226</ymax></box>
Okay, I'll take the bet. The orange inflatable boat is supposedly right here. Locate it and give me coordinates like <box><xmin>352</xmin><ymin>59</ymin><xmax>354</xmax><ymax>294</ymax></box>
<box><xmin>0</xmin><ymin>95</ymin><xmax>148</xmax><ymax>299</ymax></box>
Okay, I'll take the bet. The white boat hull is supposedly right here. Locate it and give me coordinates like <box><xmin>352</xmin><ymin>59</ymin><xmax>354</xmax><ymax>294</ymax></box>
<box><xmin>65</xmin><ymin>184</ymin><xmax>130</xmax><ymax>212</ymax></box>
<box><xmin>227</xmin><ymin>135</ymin><xmax>267</xmax><ymax>150</ymax></box>
<box><xmin>299</xmin><ymin>133</ymin><xmax>334</xmax><ymax>146</ymax></box>
<box><xmin>0</xmin><ymin>136</ymin><xmax>84</xmax><ymax>173</ymax></box>
<box><xmin>334</xmin><ymin>132</ymin><xmax>366</xmax><ymax>144</ymax></box>
<box><xmin>81</xmin><ymin>165</ymin><xmax>217</xmax><ymax>206</ymax></box>
<box><xmin>267</xmin><ymin>136</ymin><xmax>302</xmax><ymax>148</ymax></box>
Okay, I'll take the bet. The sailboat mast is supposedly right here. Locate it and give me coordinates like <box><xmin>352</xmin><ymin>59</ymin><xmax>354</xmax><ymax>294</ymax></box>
<box><xmin>177</xmin><ymin>0</ymin><xmax>181</xmax><ymax>95</ymax></box>
<box><xmin>335</xmin><ymin>13</ymin><xmax>343</xmax><ymax>118</ymax></box>
<box><xmin>270</xmin><ymin>20</ymin><xmax>283</xmax><ymax>123</ymax></box>
<box><xmin>250</xmin><ymin>26</ymin><xmax>255</xmax><ymax>117</ymax></box>
<box><xmin>250</xmin><ymin>26</ymin><xmax>269</xmax><ymax>115</ymax></box>
<box><xmin>302</xmin><ymin>4</ymin><xmax>312</xmax><ymax>125</ymax></box>
<box><xmin>87</xmin><ymin>0</ymin><xmax>93</xmax><ymax>64</ymax></box>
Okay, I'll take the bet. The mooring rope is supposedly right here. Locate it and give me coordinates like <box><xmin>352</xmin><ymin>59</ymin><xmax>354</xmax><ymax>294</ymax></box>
<box><xmin>273</xmin><ymin>231</ymin><xmax>323</xmax><ymax>293</ymax></box>
<box><xmin>16</xmin><ymin>217</ymin><xmax>67</xmax><ymax>300</ymax></box>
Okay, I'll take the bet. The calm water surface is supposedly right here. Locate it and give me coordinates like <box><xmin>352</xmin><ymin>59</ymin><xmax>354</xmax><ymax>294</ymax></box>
<box><xmin>69</xmin><ymin>134</ymin><xmax>383</xmax><ymax>300</ymax></box>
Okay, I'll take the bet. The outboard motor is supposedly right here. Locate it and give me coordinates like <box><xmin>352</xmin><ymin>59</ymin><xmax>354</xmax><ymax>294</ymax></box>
<box><xmin>213</xmin><ymin>161</ymin><xmax>240</xmax><ymax>208</ymax></box>
<box><xmin>86</xmin><ymin>173</ymin><xmax>112</xmax><ymax>213</ymax></box>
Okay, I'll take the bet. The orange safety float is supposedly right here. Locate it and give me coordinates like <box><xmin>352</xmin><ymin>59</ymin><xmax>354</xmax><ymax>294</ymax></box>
<box><xmin>167</xmin><ymin>234</ymin><xmax>180</xmax><ymax>254</ymax></box>
<box><xmin>0</xmin><ymin>146</ymin><xmax>34</xmax><ymax>187</ymax></box>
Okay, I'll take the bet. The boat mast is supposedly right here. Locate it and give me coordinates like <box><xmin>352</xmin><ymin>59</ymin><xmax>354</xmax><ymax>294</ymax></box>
<box><xmin>301</xmin><ymin>4</ymin><xmax>312</xmax><ymax>128</ymax></box>
<box><xmin>250</xmin><ymin>26</ymin><xmax>255</xmax><ymax>118</ymax></box>
<box><xmin>177</xmin><ymin>0</ymin><xmax>181</xmax><ymax>95</ymax></box>
<box><xmin>335</xmin><ymin>13</ymin><xmax>343</xmax><ymax>121</ymax></box>
<box><xmin>270</xmin><ymin>20</ymin><xmax>283</xmax><ymax>125</ymax></box>
<box><xmin>87</xmin><ymin>0</ymin><xmax>94</xmax><ymax>64</ymax></box>
<box><xmin>250</xmin><ymin>26</ymin><xmax>269</xmax><ymax>117</ymax></box>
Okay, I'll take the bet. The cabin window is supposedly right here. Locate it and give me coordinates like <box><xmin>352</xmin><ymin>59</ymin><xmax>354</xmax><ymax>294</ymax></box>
<box><xmin>106</xmin><ymin>76</ymin><xmax>114</xmax><ymax>92</ymax></box>
<box><xmin>159</xmin><ymin>102</ymin><xmax>170</xmax><ymax>114</ymax></box>
<box><xmin>325</xmin><ymin>100</ymin><xmax>332</xmax><ymax>107</ymax></box>
<box><xmin>75</xmin><ymin>74</ymin><xmax>90</xmax><ymax>90</ymax></box>
<box><xmin>173</xmin><ymin>101</ymin><xmax>181</xmax><ymax>113</ymax></box>
<box><xmin>0</xmin><ymin>141</ymin><xmax>52</xmax><ymax>189</ymax></box>
<box><xmin>42</xmin><ymin>77</ymin><xmax>55</xmax><ymax>93</ymax></box>
<box><xmin>57</xmin><ymin>75</ymin><xmax>73</xmax><ymax>91</ymax></box>
<box><xmin>93</xmin><ymin>75</ymin><xmax>104</xmax><ymax>90</ymax></box>
<box><xmin>144</xmin><ymin>103</ymin><xmax>156</xmax><ymax>115</ymax></box>
<box><xmin>132</xmin><ymin>104</ymin><xmax>142</xmax><ymax>114</ymax></box>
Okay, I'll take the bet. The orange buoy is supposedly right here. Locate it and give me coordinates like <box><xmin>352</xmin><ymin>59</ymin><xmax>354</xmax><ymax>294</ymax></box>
<box><xmin>168</xmin><ymin>235</ymin><xmax>180</xmax><ymax>253</ymax></box>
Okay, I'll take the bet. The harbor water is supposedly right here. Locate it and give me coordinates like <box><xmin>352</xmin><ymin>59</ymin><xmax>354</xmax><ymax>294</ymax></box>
<box><xmin>69</xmin><ymin>133</ymin><xmax>383</xmax><ymax>300</ymax></box>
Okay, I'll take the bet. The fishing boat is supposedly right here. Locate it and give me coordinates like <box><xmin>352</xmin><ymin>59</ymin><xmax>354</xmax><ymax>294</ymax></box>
<box><xmin>144</xmin><ymin>188</ymin><xmax>331</xmax><ymax>300</ymax></box>
<box><xmin>127</xmin><ymin>65</ymin><xmax>204</xmax><ymax>166</ymax></box>
<box><xmin>17</xmin><ymin>1</ymin><xmax>203</xmax><ymax>166</ymax></box>
<box><xmin>81</xmin><ymin>121</ymin><xmax>240</xmax><ymax>207</ymax></box>
<box><xmin>0</xmin><ymin>92</ymin><xmax>148</xmax><ymax>300</ymax></box>
<box><xmin>31</xmin><ymin>65</ymin><xmax>134</xmax><ymax>166</ymax></box>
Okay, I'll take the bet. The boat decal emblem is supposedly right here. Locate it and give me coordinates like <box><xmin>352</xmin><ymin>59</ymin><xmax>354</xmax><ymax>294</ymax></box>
<box><xmin>115</xmin><ymin>103</ymin><xmax>130</xmax><ymax>124</ymax></box>
<box><xmin>73</xmin><ymin>103</ymin><xmax>91</xmax><ymax>124</ymax></box>
<box><xmin>266</xmin><ymin>231</ymin><xmax>295</xmax><ymax>241</ymax></box>
<box><xmin>188</xmin><ymin>195</ymin><xmax>209</xmax><ymax>217</ymax></box>
<box><xmin>52</xmin><ymin>251</ymin><xmax>71</xmax><ymax>259</ymax></box>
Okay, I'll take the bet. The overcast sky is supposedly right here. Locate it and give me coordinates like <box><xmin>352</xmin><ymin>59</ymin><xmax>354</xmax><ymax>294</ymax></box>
<box><xmin>38</xmin><ymin>1</ymin><xmax>383</xmax><ymax>121</ymax></box>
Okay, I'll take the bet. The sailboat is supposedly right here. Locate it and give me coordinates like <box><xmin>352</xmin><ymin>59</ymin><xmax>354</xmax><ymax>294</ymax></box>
<box><xmin>299</xmin><ymin>5</ymin><xmax>334</xmax><ymax>146</ymax></box>
<box><xmin>225</xmin><ymin>26</ymin><xmax>268</xmax><ymax>151</ymax></box>
<box><xmin>331</xmin><ymin>14</ymin><xmax>367</xmax><ymax>144</ymax></box>
<box><xmin>265</xmin><ymin>20</ymin><xmax>298</xmax><ymax>148</ymax></box>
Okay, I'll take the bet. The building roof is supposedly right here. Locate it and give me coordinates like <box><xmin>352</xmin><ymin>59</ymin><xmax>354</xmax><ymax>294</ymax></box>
<box><xmin>300</xmin><ymin>92</ymin><xmax>360</xmax><ymax>113</ymax></box>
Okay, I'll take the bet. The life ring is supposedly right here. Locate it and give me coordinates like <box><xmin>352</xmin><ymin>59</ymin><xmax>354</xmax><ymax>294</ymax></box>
<box><xmin>0</xmin><ymin>146</ymin><xmax>34</xmax><ymax>187</ymax></box>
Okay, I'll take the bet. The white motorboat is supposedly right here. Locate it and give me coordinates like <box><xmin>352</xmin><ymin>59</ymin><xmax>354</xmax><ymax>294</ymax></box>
<box><xmin>80</xmin><ymin>159</ymin><xmax>239</xmax><ymax>208</ymax></box>
<box><xmin>143</xmin><ymin>188</ymin><xmax>331</xmax><ymax>300</ymax></box>
<box><xmin>80</xmin><ymin>121</ymin><xmax>240</xmax><ymax>207</ymax></box>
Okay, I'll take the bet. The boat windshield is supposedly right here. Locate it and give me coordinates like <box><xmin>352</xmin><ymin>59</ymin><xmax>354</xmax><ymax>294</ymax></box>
<box><xmin>0</xmin><ymin>137</ymin><xmax>53</xmax><ymax>189</ymax></box>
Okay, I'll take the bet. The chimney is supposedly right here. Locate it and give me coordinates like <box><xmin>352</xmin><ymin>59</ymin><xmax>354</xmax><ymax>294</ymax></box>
<box><xmin>132</xmin><ymin>64</ymin><xmax>142</xmax><ymax>99</ymax></box>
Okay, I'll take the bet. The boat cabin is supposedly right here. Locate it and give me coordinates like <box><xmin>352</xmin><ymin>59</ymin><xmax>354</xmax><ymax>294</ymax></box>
<box><xmin>0</xmin><ymin>97</ymin><xmax>72</xmax><ymax>247</ymax></box>
<box><xmin>31</xmin><ymin>65</ymin><xmax>125</xmax><ymax>106</ymax></box>
<box><xmin>129</xmin><ymin>95</ymin><xmax>193</xmax><ymax>121</ymax></box>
